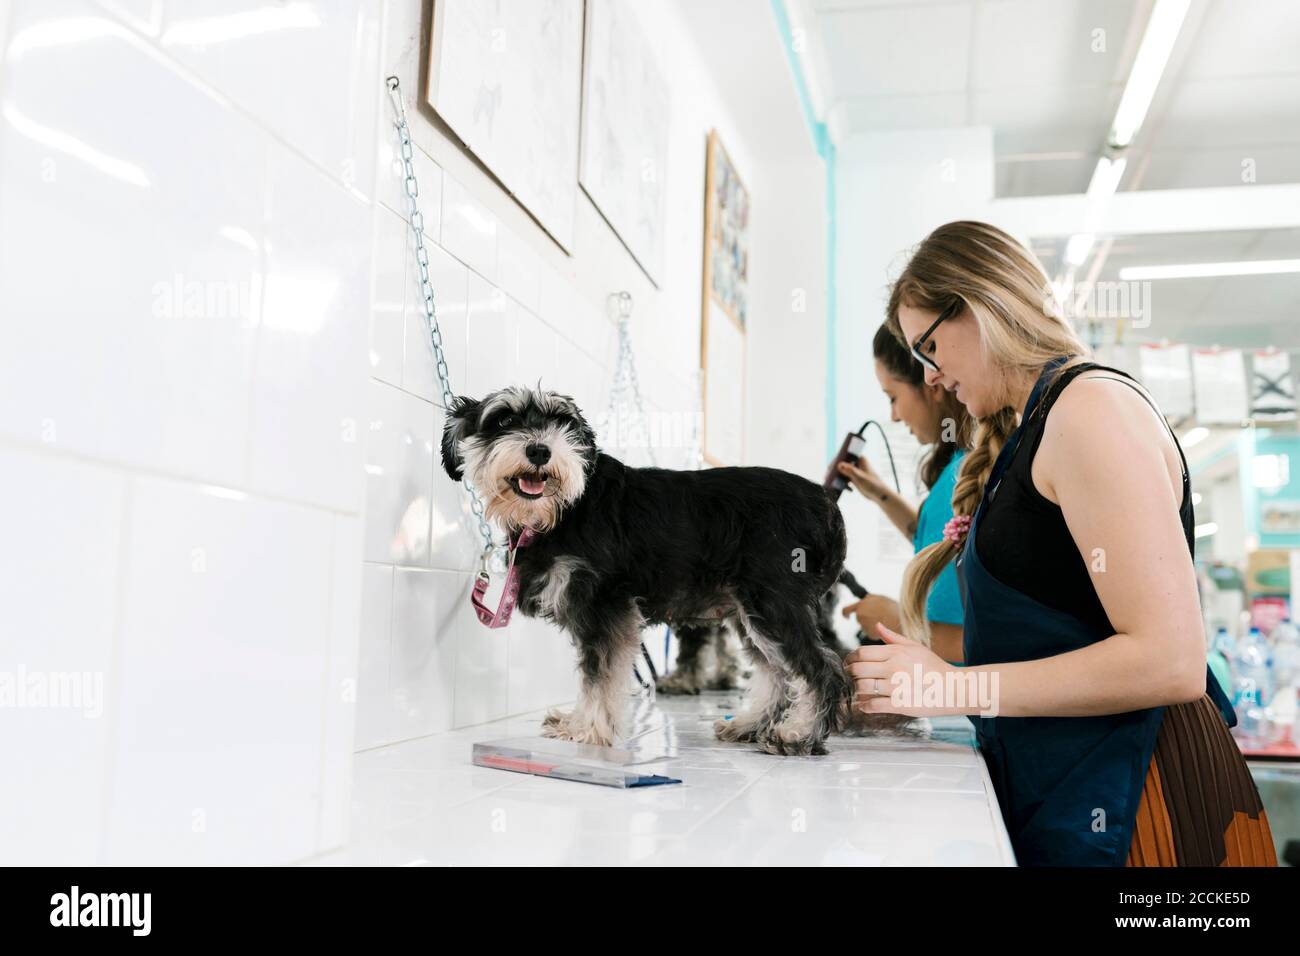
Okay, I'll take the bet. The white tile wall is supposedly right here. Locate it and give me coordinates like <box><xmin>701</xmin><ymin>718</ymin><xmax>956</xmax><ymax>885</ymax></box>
<box><xmin>364</xmin><ymin>379</ymin><xmax>435</xmax><ymax>567</ymax></box>
<box><xmin>0</xmin><ymin>3</ymin><xmax>264</xmax><ymax>484</ymax></box>
<box><xmin>108</xmin><ymin>477</ymin><xmax>335</xmax><ymax>865</ymax></box>
<box><xmin>369</xmin><ymin>207</ymin><xmax>407</xmax><ymax>388</ymax></box>
<box><xmin>389</xmin><ymin>567</ymin><xmax>460</xmax><ymax>739</ymax></box>
<box><xmin>355</xmin><ymin>563</ymin><xmax>396</xmax><ymax>751</ymax></box>
<box><xmin>159</xmin><ymin>0</ymin><xmax>380</xmax><ymax>201</ymax></box>
<box><xmin>320</xmin><ymin>513</ymin><xmax>363</xmax><ymax>850</ymax></box>
<box><xmin>2</xmin><ymin>0</ymin><xmax>806</xmax><ymax>863</ymax></box>
<box><xmin>0</xmin><ymin>0</ymin><xmax>378</xmax><ymax>864</ymax></box>
<box><xmin>439</xmin><ymin>172</ymin><xmax>499</xmax><ymax>282</ymax></box>
<box><xmin>248</xmin><ymin>144</ymin><xmax>370</xmax><ymax>511</ymax></box>
<box><xmin>0</xmin><ymin>446</ymin><xmax>125</xmax><ymax>865</ymax></box>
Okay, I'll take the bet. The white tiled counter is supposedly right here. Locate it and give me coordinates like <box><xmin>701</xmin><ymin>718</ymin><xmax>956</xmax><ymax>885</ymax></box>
<box><xmin>313</xmin><ymin>692</ymin><xmax>1016</xmax><ymax>866</ymax></box>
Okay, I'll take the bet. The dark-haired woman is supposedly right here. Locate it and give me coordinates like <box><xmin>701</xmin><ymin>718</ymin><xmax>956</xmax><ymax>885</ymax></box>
<box><xmin>837</xmin><ymin>324</ymin><xmax>973</xmax><ymax>663</ymax></box>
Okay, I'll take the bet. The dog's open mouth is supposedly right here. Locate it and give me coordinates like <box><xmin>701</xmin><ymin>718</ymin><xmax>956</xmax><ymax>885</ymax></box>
<box><xmin>508</xmin><ymin>472</ymin><xmax>549</xmax><ymax>500</ymax></box>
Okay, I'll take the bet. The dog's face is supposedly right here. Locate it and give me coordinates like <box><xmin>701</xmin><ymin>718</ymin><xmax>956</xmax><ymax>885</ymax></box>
<box><xmin>441</xmin><ymin>386</ymin><xmax>597</xmax><ymax>532</ymax></box>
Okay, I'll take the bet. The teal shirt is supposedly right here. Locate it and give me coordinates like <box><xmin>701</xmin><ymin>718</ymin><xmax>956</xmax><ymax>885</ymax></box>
<box><xmin>912</xmin><ymin>449</ymin><xmax>966</xmax><ymax>625</ymax></box>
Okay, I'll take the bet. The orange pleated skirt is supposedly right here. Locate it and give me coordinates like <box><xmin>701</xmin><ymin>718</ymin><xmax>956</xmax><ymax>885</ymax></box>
<box><xmin>1126</xmin><ymin>694</ymin><xmax>1277</xmax><ymax>866</ymax></box>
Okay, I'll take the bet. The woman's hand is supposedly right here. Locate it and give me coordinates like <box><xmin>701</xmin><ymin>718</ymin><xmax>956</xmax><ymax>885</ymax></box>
<box><xmin>845</xmin><ymin>623</ymin><xmax>970</xmax><ymax>717</ymax></box>
<box><xmin>841</xmin><ymin>594</ymin><xmax>901</xmax><ymax>636</ymax></box>
<box><xmin>837</xmin><ymin>455</ymin><xmax>888</xmax><ymax>501</ymax></box>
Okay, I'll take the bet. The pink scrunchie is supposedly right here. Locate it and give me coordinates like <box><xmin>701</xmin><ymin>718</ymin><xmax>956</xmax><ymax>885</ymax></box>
<box><xmin>942</xmin><ymin>514</ymin><xmax>972</xmax><ymax>545</ymax></box>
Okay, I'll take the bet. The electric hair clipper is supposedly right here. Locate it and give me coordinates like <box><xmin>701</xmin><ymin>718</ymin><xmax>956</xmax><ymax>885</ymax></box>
<box><xmin>823</xmin><ymin>431</ymin><xmax>866</xmax><ymax>500</ymax></box>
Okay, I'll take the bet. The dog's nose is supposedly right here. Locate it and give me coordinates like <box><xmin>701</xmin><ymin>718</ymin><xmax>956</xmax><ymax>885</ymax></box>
<box><xmin>526</xmin><ymin>443</ymin><xmax>551</xmax><ymax>466</ymax></box>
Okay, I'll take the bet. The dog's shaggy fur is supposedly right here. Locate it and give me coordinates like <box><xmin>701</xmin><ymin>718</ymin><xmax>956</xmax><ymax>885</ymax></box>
<box><xmin>442</xmin><ymin>386</ymin><xmax>852</xmax><ymax>755</ymax></box>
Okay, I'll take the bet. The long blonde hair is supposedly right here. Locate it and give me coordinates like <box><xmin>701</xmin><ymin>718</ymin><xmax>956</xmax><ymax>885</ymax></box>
<box><xmin>885</xmin><ymin>221</ymin><xmax>1088</xmax><ymax>644</ymax></box>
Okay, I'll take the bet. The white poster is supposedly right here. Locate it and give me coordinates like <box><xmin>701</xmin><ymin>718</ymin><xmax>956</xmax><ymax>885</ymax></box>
<box><xmin>428</xmin><ymin>0</ymin><xmax>583</xmax><ymax>250</ymax></box>
<box><xmin>1191</xmin><ymin>348</ymin><xmax>1248</xmax><ymax>425</ymax></box>
<box><xmin>579</xmin><ymin>0</ymin><xmax>670</xmax><ymax>284</ymax></box>
<box><xmin>1092</xmin><ymin>343</ymin><xmax>1142</xmax><ymax>380</ymax></box>
<box><xmin>1251</xmin><ymin>350</ymin><xmax>1297</xmax><ymax>421</ymax></box>
<box><xmin>1138</xmin><ymin>343</ymin><xmax>1194</xmax><ymax>422</ymax></box>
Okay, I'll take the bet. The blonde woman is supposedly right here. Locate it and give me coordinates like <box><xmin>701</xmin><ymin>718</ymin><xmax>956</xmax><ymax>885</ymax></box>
<box><xmin>846</xmin><ymin>221</ymin><xmax>1275</xmax><ymax>867</ymax></box>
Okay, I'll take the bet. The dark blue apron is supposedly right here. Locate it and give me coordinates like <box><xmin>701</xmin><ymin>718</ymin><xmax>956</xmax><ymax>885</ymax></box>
<box><xmin>956</xmin><ymin>359</ymin><xmax>1235</xmax><ymax>867</ymax></box>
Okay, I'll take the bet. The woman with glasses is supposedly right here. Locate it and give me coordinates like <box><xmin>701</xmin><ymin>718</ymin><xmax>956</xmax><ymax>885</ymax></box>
<box><xmin>845</xmin><ymin>220</ymin><xmax>1275</xmax><ymax>867</ymax></box>
<box><xmin>837</xmin><ymin>326</ymin><xmax>972</xmax><ymax>664</ymax></box>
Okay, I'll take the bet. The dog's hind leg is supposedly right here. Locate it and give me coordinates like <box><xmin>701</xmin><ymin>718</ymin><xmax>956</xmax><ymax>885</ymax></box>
<box><xmin>542</xmin><ymin>605</ymin><xmax>642</xmax><ymax>747</ymax></box>
<box><xmin>742</xmin><ymin>595</ymin><xmax>851</xmax><ymax>756</ymax></box>
<box><xmin>713</xmin><ymin>616</ymin><xmax>789</xmax><ymax>743</ymax></box>
<box><xmin>713</xmin><ymin>652</ymin><xmax>785</xmax><ymax>743</ymax></box>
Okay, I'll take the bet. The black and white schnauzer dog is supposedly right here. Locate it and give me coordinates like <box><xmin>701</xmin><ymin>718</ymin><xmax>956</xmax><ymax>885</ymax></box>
<box><xmin>441</xmin><ymin>386</ymin><xmax>852</xmax><ymax>756</ymax></box>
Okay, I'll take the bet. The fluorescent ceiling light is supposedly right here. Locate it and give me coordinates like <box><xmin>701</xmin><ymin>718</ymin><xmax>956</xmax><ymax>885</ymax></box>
<box><xmin>1065</xmin><ymin>234</ymin><xmax>1095</xmax><ymax>267</ymax></box>
<box><xmin>1181</xmin><ymin>426</ymin><xmax>1210</xmax><ymax>448</ymax></box>
<box><xmin>1109</xmin><ymin>0</ymin><xmax>1191</xmax><ymax>148</ymax></box>
<box><xmin>1085</xmin><ymin>155</ymin><xmax>1127</xmax><ymax>203</ymax></box>
<box><xmin>1119</xmin><ymin>259</ymin><xmax>1300</xmax><ymax>280</ymax></box>
<box><xmin>1064</xmin><ymin>157</ymin><xmax>1128</xmax><ymax>268</ymax></box>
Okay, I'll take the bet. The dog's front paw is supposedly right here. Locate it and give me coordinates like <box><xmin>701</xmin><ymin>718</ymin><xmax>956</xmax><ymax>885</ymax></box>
<box><xmin>758</xmin><ymin>728</ymin><xmax>828</xmax><ymax>757</ymax></box>
<box><xmin>562</xmin><ymin>723</ymin><xmax>615</xmax><ymax>747</ymax></box>
<box><xmin>540</xmin><ymin>710</ymin><xmax>616</xmax><ymax>747</ymax></box>
<box><xmin>713</xmin><ymin>717</ymin><xmax>758</xmax><ymax>742</ymax></box>
<box><xmin>540</xmin><ymin>709</ymin><xmax>572</xmax><ymax>737</ymax></box>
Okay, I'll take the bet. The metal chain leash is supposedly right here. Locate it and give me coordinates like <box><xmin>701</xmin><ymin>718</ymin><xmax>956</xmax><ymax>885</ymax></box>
<box><xmin>386</xmin><ymin>77</ymin><xmax>500</xmax><ymax>568</ymax></box>
<box><xmin>601</xmin><ymin>291</ymin><xmax>657</xmax><ymax>467</ymax></box>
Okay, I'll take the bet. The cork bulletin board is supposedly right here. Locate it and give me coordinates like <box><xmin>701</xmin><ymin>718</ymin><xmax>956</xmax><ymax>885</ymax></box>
<box><xmin>700</xmin><ymin>130</ymin><xmax>749</xmax><ymax>466</ymax></box>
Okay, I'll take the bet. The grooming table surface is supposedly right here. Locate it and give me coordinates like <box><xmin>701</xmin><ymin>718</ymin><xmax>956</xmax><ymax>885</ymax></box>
<box><xmin>308</xmin><ymin>692</ymin><xmax>1016</xmax><ymax>866</ymax></box>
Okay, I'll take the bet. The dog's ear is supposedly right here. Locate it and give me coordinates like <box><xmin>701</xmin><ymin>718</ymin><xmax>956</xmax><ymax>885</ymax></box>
<box><xmin>440</xmin><ymin>396</ymin><xmax>481</xmax><ymax>481</ymax></box>
<box><xmin>567</xmin><ymin>401</ymin><xmax>599</xmax><ymax>473</ymax></box>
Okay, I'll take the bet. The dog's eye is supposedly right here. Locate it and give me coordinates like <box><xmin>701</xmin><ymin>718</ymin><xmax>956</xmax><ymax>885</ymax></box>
<box><xmin>497</xmin><ymin>414</ymin><xmax>517</xmax><ymax>429</ymax></box>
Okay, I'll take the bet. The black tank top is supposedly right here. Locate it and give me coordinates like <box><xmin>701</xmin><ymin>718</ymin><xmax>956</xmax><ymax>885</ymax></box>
<box><xmin>975</xmin><ymin>362</ymin><xmax>1194</xmax><ymax>636</ymax></box>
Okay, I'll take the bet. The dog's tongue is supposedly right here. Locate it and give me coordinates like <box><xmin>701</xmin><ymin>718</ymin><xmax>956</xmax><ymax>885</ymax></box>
<box><xmin>519</xmin><ymin>475</ymin><xmax>546</xmax><ymax>496</ymax></box>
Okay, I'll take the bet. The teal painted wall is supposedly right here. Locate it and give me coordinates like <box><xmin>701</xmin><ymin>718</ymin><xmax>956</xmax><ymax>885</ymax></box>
<box><xmin>1240</xmin><ymin>429</ymin><xmax>1300</xmax><ymax>549</ymax></box>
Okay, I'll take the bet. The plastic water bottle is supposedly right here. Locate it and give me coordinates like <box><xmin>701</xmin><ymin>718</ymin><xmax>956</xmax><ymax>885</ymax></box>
<box><xmin>1233</xmin><ymin>629</ymin><xmax>1273</xmax><ymax>743</ymax></box>
<box><xmin>1267</xmin><ymin>620</ymin><xmax>1300</xmax><ymax>746</ymax></box>
<box><xmin>1209</xmin><ymin>626</ymin><xmax>1235</xmax><ymax>700</ymax></box>
<box><xmin>1270</xmin><ymin>619</ymin><xmax>1300</xmax><ymax>687</ymax></box>
<box><xmin>1239</xmin><ymin>628</ymin><xmax>1273</xmax><ymax>705</ymax></box>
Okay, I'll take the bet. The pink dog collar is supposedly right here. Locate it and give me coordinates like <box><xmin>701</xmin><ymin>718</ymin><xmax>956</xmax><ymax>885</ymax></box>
<box><xmin>470</xmin><ymin>527</ymin><xmax>537</xmax><ymax>628</ymax></box>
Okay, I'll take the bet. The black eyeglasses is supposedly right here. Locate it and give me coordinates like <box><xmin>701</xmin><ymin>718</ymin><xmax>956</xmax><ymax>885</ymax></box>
<box><xmin>910</xmin><ymin>300</ymin><xmax>962</xmax><ymax>373</ymax></box>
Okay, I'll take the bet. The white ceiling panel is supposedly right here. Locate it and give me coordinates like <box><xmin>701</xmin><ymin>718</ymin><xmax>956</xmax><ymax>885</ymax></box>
<box><xmin>970</xmin><ymin>0</ymin><xmax>1137</xmax><ymax>92</ymax></box>
<box><xmin>1179</xmin><ymin>0</ymin><xmax>1300</xmax><ymax>79</ymax></box>
<box><xmin>816</xmin><ymin>1</ymin><xmax>974</xmax><ymax>98</ymax></box>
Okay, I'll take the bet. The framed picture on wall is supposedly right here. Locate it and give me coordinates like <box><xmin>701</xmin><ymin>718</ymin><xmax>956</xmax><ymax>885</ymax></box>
<box><xmin>701</xmin><ymin>130</ymin><xmax>749</xmax><ymax>466</ymax></box>
<box><xmin>579</xmin><ymin>0</ymin><xmax>670</xmax><ymax>285</ymax></box>
<box><xmin>426</xmin><ymin>0</ymin><xmax>584</xmax><ymax>251</ymax></box>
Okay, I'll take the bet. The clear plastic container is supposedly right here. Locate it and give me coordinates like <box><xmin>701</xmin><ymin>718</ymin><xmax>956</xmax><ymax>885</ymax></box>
<box><xmin>472</xmin><ymin>737</ymin><xmax>681</xmax><ymax>788</ymax></box>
